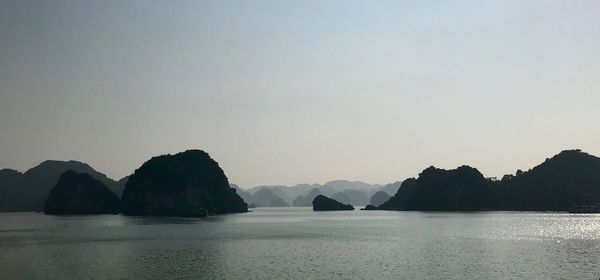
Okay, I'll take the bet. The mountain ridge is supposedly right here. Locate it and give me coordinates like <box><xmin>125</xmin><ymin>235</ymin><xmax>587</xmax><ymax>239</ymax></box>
<box><xmin>0</xmin><ymin>160</ymin><xmax>125</xmax><ymax>212</ymax></box>
<box><xmin>379</xmin><ymin>149</ymin><xmax>600</xmax><ymax>212</ymax></box>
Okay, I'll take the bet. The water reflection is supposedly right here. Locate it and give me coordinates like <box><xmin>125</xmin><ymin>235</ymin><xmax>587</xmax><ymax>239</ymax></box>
<box><xmin>0</xmin><ymin>209</ymin><xmax>599</xmax><ymax>279</ymax></box>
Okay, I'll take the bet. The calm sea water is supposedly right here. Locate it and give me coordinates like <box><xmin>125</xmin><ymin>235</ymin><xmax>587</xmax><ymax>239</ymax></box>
<box><xmin>1</xmin><ymin>208</ymin><xmax>599</xmax><ymax>279</ymax></box>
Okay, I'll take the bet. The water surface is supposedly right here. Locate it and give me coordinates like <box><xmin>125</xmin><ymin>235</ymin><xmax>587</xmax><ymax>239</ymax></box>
<box><xmin>1</xmin><ymin>208</ymin><xmax>599</xmax><ymax>279</ymax></box>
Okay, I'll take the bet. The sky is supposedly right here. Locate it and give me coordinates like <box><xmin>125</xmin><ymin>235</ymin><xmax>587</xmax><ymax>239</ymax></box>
<box><xmin>1</xmin><ymin>0</ymin><xmax>599</xmax><ymax>188</ymax></box>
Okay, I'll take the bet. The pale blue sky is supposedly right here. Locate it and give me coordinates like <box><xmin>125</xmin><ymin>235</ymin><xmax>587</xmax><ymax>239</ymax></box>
<box><xmin>1</xmin><ymin>0</ymin><xmax>599</xmax><ymax>187</ymax></box>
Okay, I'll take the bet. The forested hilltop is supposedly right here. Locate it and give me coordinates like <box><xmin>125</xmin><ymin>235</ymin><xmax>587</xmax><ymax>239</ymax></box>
<box><xmin>379</xmin><ymin>150</ymin><xmax>600</xmax><ymax>212</ymax></box>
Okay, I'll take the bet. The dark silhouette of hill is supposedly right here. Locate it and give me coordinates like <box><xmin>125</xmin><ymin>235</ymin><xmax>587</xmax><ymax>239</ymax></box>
<box><xmin>121</xmin><ymin>150</ymin><xmax>247</xmax><ymax>216</ymax></box>
<box><xmin>0</xmin><ymin>160</ymin><xmax>124</xmax><ymax>212</ymax></box>
<box><xmin>230</xmin><ymin>184</ymin><xmax>254</xmax><ymax>203</ymax></box>
<box><xmin>378</xmin><ymin>178</ymin><xmax>418</xmax><ymax>211</ymax></box>
<box><xmin>312</xmin><ymin>195</ymin><xmax>354</xmax><ymax>211</ymax></box>
<box><xmin>0</xmin><ymin>169</ymin><xmax>27</xmax><ymax>212</ymax></box>
<box><xmin>379</xmin><ymin>150</ymin><xmax>600</xmax><ymax>212</ymax></box>
<box><xmin>492</xmin><ymin>150</ymin><xmax>600</xmax><ymax>211</ymax></box>
<box><xmin>369</xmin><ymin>191</ymin><xmax>391</xmax><ymax>207</ymax></box>
<box><xmin>373</xmin><ymin>181</ymin><xmax>402</xmax><ymax>196</ymax></box>
<box><xmin>44</xmin><ymin>171</ymin><xmax>120</xmax><ymax>215</ymax></box>
<box><xmin>361</xmin><ymin>205</ymin><xmax>377</xmax><ymax>210</ymax></box>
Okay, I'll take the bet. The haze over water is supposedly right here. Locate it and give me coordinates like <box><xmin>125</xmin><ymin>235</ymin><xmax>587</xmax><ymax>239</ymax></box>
<box><xmin>1</xmin><ymin>208</ymin><xmax>599</xmax><ymax>279</ymax></box>
<box><xmin>2</xmin><ymin>1</ymin><xmax>600</xmax><ymax>279</ymax></box>
<box><xmin>2</xmin><ymin>0</ymin><xmax>600</xmax><ymax>187</ymax></box>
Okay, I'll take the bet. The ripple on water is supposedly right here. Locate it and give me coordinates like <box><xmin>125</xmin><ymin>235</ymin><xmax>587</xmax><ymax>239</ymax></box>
<box><xmin>0</xmin><ymin>210</ymin><xmax>599</xmax><ymax>280</ymax></box>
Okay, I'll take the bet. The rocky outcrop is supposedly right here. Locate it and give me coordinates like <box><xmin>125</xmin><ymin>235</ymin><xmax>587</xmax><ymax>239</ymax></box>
<box><xmin>0</xmin><ymin>160</ymin><xmax>124</xmax><ymax>212</ymax></box>
<box><xmin>379</xmin><ymin>166</ymin><xmax>490</xmax><ymax>211</ymax></box>
<box><xmin>121</xmin><ymin>150</ymin><xmax>248</xmax><ymax>216</ymax></box>
<box><xmin>380</xmin><ymin>150</ymin><xmax>600</xmax><ymax>212</ymax></box>
<box><xmin>312</xmin><ymin>195</ymin><xmax>354</xmax><ymax>211</ymax></box>
<box><xmin>44</xmin><ymin>171</ymin><xmax>120</xmax><ymax>215</ymax></box>
<box><xmin>492</xmin><ymin>149</ymin><xmax>600</xmax><ymax>211</ymax></box>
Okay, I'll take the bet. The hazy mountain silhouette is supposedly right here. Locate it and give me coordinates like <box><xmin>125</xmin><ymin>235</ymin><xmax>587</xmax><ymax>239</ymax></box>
<box><xmin>369</xmin><ymin>191</ymin><xmax>391</xmax><ymax>207</ymax></box>
<box><xmin>230</xmin><ymin>184</ymin><xmax>253</xmax><ymax>203</ymax></box>
<box><xmin>44</xmin><ymin>171</ymin><xmax>120</xmax><ymax>215</ymax></box>
<box><xmin>0</xmin><ymin>160</ymin><xmax>125</xmax><ymax>212</ymax></box>
<box><xmin>121</xmin><ymin>150</ymin><xmax>247</xmax><ymax>216</ymax></box>
<box><xmin>242</xmin><ymin>180</ymin><xmax>381</xmax><ymax>205</ymax></box>
<box><xmin>247</xmin><ymin>188</ymin><xmax>291</xmax><ymax>207</ymax></box>
<box><xmin>380</xmin><ymin>150</ymin><xmax>600</xmax><ymax>212</ymax></box>
<box><xmin>373</xmin><ymin>181</ymin><xmax>402</xmax><ymax>196</ymax></box>
<box><xmin>312</xmin><ymin>195</ymin><xmax>354</xmax><ymax>211</ymax></box>
<box><xmin>331</xmin><ymin>189</ymin><xmax>370</xmax><ymax>206</ymax></box>
<box><xmin>324</xmin><ymin>180</ymin><xmax>382</xmax><ymax>192</ymax></box>
<box><xmin>292</xmin><ymin>195</ymin><xmax>305</xmax><ymax>207</ymax></box>
<box><xmin>269</xmin><ymin>197</ymin><xmax>290</xmax><ymax>207</ymax></box>
<box><xmin>229</xmin><ymin>184</ymin><xmax>291</xmax><ymax>207</ymax></box>
<box><xmin>246</xmin><ymin>184</ymin><xmax>320</xmax><ymax>204</ymax></box>
<box><xmin>291</xmin><ymin>188</ymin><xmax>322</xmax><ymax>207</ymax></box>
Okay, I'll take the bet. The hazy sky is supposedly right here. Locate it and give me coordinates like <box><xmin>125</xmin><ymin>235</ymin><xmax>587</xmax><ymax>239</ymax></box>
<box><xmin>1</xmin><ymin>0</ymin><xmax>599</xmax><ymax>188</ymax></box>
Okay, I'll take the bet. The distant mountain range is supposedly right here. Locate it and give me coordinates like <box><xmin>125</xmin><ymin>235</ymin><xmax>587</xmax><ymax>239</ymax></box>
<box><xmin>0</xmin><ymin>159</ymin><xmax>398</xmax><ymax>212</ymax></box>
<box><xmin>0</xmin><ymin>161</ymin><xmax>126</xmax><ymax>212</ymax></box>
<box><xmin>231</xmin><ymin>180</ymin><xmax>401</xmax><ymax>208</ymax></box>
<box><xmin>2</xmin><ymin>149</ymin><xmax>599</xmax><ymax>213</ymax></box>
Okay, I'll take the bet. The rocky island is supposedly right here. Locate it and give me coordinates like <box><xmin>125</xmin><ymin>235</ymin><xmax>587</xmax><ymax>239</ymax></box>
<box><xmin>0</xmin><ymin>160</ymin><xmax>126</xmax><ymax>212</ymax></box>
<box><xmin>44</xmin><ymin>171</ymin><xmax>120</xmax><ymax>215</ymax></box>
<box><xmin>312</xmin><ymin>195</ymin><xmax>354</xmax><ymax>211</ymax></box>
<box><xmin>379</xmin><ymin>150</ymin><xmax>600</xmax><ymax>212</ymax></box>
<box><xmin>121</xmin><ymin>150</ymin><xmax>248</xmax><ymax>217</ymax></box>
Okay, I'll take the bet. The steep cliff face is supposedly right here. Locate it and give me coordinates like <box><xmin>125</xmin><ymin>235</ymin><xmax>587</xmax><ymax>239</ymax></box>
<box><xmin>121</xmin><ymin>150</ymin><xmax>248</xmax><ymax>216</ymax></box>
<box><xmin>44</xmin><ymin>171</ymin><xmax>120</xmax><ymax>215</ymax></box>
<box><xmin>312</xmin><ymin>195</ymin><xmax>354</xmax><ymax>211</ymax></box>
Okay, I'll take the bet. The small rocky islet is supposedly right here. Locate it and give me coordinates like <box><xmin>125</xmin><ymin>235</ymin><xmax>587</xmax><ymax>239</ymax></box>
<box><xmin>312</xmin><ymin>195</ymin><xmax>354</xmax><ymax>211</ymax></box>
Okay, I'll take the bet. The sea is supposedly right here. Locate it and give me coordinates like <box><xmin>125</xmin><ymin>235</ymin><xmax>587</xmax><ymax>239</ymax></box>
<box><xmin>1</xmin><ymin>208</ymin><xmax>599</xmax><ymax>279</ymax></box>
